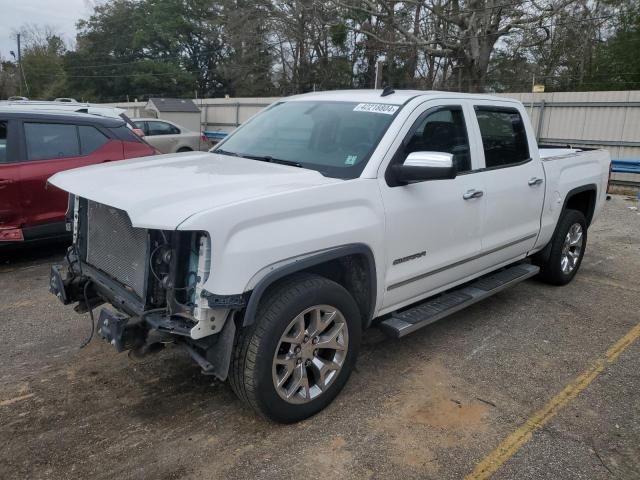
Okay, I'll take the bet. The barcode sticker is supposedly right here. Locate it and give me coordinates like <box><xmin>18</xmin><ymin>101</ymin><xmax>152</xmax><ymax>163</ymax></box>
<box><xmin>353</xmin><ymin>103</ymin><xmax>399</xmax><ymax>115</ymax></box>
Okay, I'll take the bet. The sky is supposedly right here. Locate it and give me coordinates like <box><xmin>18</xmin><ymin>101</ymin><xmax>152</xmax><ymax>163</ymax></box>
<box><xmin>0</xmin><ymin>0</ymin><xmax>96</xmax><ymax>60</ymax></box>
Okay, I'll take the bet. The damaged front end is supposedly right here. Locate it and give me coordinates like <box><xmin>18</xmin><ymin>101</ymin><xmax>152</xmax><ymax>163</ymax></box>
<box><xmin>49</xmin><ymin>196</ymin><xmax>241</xmax><ymax>380</ymax></box>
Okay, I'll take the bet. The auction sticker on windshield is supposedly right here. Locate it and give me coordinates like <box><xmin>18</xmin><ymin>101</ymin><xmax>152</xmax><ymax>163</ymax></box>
<box><xmin>353</xmin><ymin>103</ymin><xmax>399</xmax><ymax>115</ymax></box>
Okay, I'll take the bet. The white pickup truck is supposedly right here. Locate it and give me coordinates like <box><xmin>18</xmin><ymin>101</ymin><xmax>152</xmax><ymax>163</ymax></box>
<box><xmin>49</xmin><ymin>90</ymin><xmax>610</xmax><ymax>423</ymax></box>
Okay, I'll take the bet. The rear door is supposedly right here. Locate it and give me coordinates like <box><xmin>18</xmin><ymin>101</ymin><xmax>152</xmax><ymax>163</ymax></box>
<box><xmin>0</xmin><ymin>119</ymin><xmax>24</xmax><ymax>231</ymax></box>
<box><xmin>470</xmin><ymin>103</ymin><xmax>545</xmax><ymax>268</ymax></box>
<box><xmin>18</xmin><ymin>121</ymin><xmax>123</xmax><ymax>228</ymax></box>
<box><xmin>114</xmin><ymin>124</ymin><xmax>157</xmax><ymax>158</ymax></box>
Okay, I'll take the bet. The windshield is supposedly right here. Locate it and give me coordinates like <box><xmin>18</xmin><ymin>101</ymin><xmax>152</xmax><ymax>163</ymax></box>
<box><xmin>214</xmin><ymin>100</ymin><xmax>400</xmax><ymax>179</ymax></box>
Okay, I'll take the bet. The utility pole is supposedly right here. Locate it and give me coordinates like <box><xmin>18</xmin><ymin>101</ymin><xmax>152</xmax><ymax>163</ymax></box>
<box><xmin>16</xmin><ymin>33</ymin><xmax>30</xmax><ymax>98</ymax></box>
<box><xmin>374</xmin><ymin>59</ymin><xmax>384</xmax><ymax>89</ymax></box>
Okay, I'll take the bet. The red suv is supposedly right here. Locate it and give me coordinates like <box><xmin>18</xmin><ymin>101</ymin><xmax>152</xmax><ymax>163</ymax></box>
<box><xmin>0</xmin><ymin>109</ymin><xmax>157</xmax><ymax>243</ymax></box>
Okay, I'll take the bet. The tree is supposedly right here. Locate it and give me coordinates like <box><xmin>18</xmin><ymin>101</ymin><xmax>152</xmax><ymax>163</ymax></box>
<box><xmin>0</xmin><ymin>59</ymin><xmax>20</xmax><ymax>99</ymax></box>
<box><xmin>64</xmin><ymin>0</ymin><xmax>220</xmax><ymax>101</ymax></box>
<box><xmin>14</xmin><ymin>25</ymin><xmax>68</xmax><ymax>99</ymax></box>
<box><xmin>2</xmin><ymin>0</ymin><xmax>636</xmax><ymax>100</ymax></box>
<box><xmin>586</xmin><ymin>2</ymin><xmax>640</xmax><ymax>90</ymax></box>
<box><xmin>336</xmin><ymin>0</ymin><xmax>582</xmax><ymax>92</ymax></box>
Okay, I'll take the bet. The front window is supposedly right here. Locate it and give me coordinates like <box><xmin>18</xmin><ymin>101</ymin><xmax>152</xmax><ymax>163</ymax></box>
<box><xmin>404</xmin><ymin>106</ymin><xmax>471</xmax><ymax>173</ymax></box>
<box><xmin>215</xmin><ymin>101</ymin><xmax>400</xmax><ymax>179</ymax></box>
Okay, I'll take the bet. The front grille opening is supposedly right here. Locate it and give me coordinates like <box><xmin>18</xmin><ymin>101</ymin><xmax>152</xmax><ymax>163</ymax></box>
<box><xmin>85</xmin><ymin>200</ymin><xmax>149</xmax><ymax>299</ymax></box>
<box><xmin>76</xmin><ymin>199</ymin><xmax>205</xmax><ymax>316</ymax></box>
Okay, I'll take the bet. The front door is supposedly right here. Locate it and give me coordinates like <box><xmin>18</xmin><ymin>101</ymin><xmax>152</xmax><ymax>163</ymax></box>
<box><xmin>0</xmin><ymin>119</ymin><xmax>24</xmax><ymax>233</ymax></box>
<box><xmin>379</xmin><ymin>102</ymin><xmax>485</xmax><ymax>313</ymax></box>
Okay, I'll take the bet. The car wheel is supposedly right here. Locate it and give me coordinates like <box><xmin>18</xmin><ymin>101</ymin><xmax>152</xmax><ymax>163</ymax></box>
<box><xmin>177</xmin><ymin>147</ymin><xmax>192</xmax><ymax>152</ymax></box>
<box><xmin>534</xmin><ymin>209</ymin><xmax>587</xmax><ymax>286</ymax></box>
<box><xmin>229</xmin><ymin>273</ymin><xmax>361</xmax><ymax>423</ymax></box>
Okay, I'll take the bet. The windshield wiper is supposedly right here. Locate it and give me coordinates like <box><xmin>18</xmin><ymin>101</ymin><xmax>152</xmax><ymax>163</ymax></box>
<box><xmin>214</xmin><ymin>149</ymin><xmax>303</xmax><ymax>168</ymax></box>
<box><xmin>214</xmin><ymin>148</ymin><xmax>242</xmax><ymax>157</ymax></box>
<box><xmin>241</xmin><ymin>154</ymin><xmax>303</xmax><ymax>168</ymax></box>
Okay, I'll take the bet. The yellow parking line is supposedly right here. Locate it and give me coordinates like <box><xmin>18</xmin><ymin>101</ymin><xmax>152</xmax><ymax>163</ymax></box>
<box><xmin>466</xmin><ymin>321</ymin><xmax>640</xmax><ymax>480</ymax></box>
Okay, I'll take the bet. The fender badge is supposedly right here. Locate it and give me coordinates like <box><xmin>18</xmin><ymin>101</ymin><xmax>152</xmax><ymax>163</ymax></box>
<box><xmin>393</xmin><ymin>251</ymin><xmax>426</xmax><ymax>265</ymax></box>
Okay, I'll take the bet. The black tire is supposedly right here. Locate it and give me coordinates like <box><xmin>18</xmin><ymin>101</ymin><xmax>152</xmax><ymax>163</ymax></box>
<box><xmin>229</xmin><ymin>273</ymin><xmax>361</xmax><ymax>423</ymax></box>
<box><xmin>534</xmin><ymin>209</ymin><xmax>587</xmax><ymax>286</ymax></box>
<box><xmin>177</xmin><ymin>147</ymin><xmax>192</xmax><ymax>152</ymax></box>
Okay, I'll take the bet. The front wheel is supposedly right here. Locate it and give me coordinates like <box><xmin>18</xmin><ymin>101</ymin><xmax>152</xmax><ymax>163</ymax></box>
<box><xmin>229</xmin><ymin>273</ymin><xmax>361</xmax><ymax>423</ymax></box>
<box><xmin>534</xmin><ymin>209</ymin><xmax>587</xmax><ymax>285</ymax></box>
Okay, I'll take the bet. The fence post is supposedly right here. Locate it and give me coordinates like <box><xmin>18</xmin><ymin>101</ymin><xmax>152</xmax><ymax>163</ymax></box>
<box><xmin>536</xmin><ymin>99</ymin><xmax>546</xmax><ymax>141</ymax></box>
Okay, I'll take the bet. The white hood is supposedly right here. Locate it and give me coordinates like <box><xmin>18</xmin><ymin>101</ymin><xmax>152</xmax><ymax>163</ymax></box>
<box><xmin>48</xmin><ymin>151</ymin><xmax>339</xmax><ymax>229</ymax></box>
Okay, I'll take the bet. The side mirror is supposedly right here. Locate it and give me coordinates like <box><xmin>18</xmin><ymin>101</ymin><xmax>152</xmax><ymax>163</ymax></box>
<box><xmin>391</xmin><ymin>151</ymin><xmax>456</xmax><ymax>185</ymax></box>
<box><xmin>132</xmin><ymin>128</ymin><xmax>145</xmax><ymax>137</ymax></box>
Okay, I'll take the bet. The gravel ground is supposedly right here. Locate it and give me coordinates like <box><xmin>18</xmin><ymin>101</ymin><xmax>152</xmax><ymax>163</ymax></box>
<box><xmin>0</xmin><ymin>195</ymin><xmax>638</xmax><ymax>480</ymax></box>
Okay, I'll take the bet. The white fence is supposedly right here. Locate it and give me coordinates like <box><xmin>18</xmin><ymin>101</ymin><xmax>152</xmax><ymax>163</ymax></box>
<box><xmin>103</xmin><ymin>97</ymin><xmax>279</xmax><ymax>134</ymax></box>
<box><xmin>497</xmin><ymin>91</ymin><xmax>640</xmax><ymax>162</ymax></box>
<box><xmin>105</xmin><ymin>90</ymin><xmax>640</xmax><ymax>161</ymax></box>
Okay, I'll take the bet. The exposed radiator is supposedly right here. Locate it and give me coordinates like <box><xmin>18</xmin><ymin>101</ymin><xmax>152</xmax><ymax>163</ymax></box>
<box><xmin>85</xmin><ymin>200</ymin><xmax>148</xmax><ymax>298</ymax></box>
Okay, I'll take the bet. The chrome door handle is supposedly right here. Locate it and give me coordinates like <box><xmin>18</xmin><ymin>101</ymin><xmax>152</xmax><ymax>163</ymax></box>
<box><xmin>463</xmin><ymin>189</ymin><xmax>484</xmax><ymax>200</ymax></box>
<box><xmin>528</xmin><ymin>177</ymin><xmax>544</xmax><ymax>186</ymax></box>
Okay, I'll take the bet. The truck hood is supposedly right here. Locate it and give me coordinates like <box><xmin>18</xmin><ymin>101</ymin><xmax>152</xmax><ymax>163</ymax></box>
<box><xmin>48</xmin><ymin>151</ymin><xmax>340</xmax><ymax>229</ymax></box>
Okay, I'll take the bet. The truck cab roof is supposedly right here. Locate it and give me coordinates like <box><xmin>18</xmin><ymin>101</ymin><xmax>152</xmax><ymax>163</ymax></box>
<box><xmin>284</xmin><ymin>89</ymin><xmax>514</xmax><ymax>106</ymax></box>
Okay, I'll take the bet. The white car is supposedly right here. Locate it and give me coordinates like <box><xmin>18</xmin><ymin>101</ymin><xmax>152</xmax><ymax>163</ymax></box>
<box><xmin>49</xmin><ymin>89</ymin><xmax>610</xmax><ymax>423</ymax></box>
<box><xmin>0</xmin><ymin>99</ymin><xmax>134</xmax><ymax>124</ymax></box>
<box><xmin>131</xmin><ymin>118</ymin><xmax>210</xmax><ymax>153</ymax></box>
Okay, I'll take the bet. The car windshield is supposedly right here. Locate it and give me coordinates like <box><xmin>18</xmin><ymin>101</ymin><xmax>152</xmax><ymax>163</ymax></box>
<box><xmin>214</xmin><ymin>100</ymin><xmax>400</xmax><ymax>179</ymax></box>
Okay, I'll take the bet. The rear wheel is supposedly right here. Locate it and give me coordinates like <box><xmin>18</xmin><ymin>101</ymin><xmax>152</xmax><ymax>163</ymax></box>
<box><xmin>535</xmin><ymin>209</ymin><xmax>587</xmax><ymax>285</ymax></box>
<box><xmin>229</xmin><ymin>273</ymin><xmax>361</xmax><ymax>423</ymax></box>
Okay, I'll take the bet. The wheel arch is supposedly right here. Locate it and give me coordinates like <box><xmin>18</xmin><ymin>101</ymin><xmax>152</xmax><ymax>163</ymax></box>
<box><xmin>241</xmin><ymin>244</ymin><xmax>377</xmax><ymax>330</ymax></box>
<box><xmin>562</xmin><ymin>184</ymin><xmax>598</xmax><ymax>226</ymax></box>
<box><xmin>534</xmin><ymin>184</ymin><xmax>596</xmax><ymax>264</ymax></box>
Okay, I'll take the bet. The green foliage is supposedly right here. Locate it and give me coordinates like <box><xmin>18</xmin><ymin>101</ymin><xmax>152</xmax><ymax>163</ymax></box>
<box><xmin>18</xmin><ymin>29</ymin><xmax>68</xmax><ymax>99</ymax></box>
<box><xmin>586</xmin><ymin>5</ymin><xmax>640</xmax><ymax>90</ymax></box>
<box><xmin>0</xmin><ymin>61</ymin><xmax>20</xmax><ymax>98</ymax></box>
<box><xmin>4</xmin><ymin>1</ymin><xmax>640</xmax><ymax>100</ymax></box>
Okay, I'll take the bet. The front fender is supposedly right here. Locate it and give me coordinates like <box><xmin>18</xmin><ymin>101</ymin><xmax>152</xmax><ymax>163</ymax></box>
<box><xmin>177</xmin><ymin>179</ymin><xmax>386</xmax><ymax>319</ymax></box>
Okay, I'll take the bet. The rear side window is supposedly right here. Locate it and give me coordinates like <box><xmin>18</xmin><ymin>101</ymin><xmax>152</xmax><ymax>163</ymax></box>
<box><xmin>475</xmin><ymin>107</ymin><xmax>529</xmax><ymax>168</ymax></box>
<box><xmin>0</xmin><ymin>121</ymin><xmax>7</xmax><ymax>163</ymax></box>
<box><xmin>24</xmin><ymin>123</ymin><xmax>80</xmax><ymax>161</ymax></box>
<box><xmin>79</xmin><ymin>125</ymin><xmax>109</xmax><ymax>154</ymax></box>
<box><xmin>147</xmin><ymin>121</ymin><xmax>179</xmax><ymax>135</ymax></box>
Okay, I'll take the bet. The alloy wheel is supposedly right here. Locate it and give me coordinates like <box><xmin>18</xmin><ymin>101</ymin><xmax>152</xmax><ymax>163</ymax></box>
<box><xmin>560</xmin><ymin>222</ymin><xmax>583</xmax><ymax>274</ymax></box>
<box><xmin>272</xmin><ymin>305</ymin><xmax>349</xmax><ymax>404</ymax></box>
